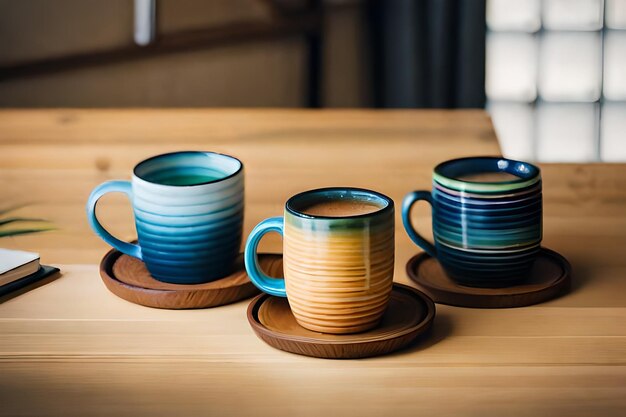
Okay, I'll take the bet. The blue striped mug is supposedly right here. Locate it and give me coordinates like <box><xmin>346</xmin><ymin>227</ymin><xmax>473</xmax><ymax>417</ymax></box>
<box><xmin>402</xmin><ymin>157</ymin><xmax>542</xmax><ymax>287</ymax></box>
<box><xmin>86</xmin><ymin>151</ymin><xmax>244</xmax><ymax>284</ymax></box>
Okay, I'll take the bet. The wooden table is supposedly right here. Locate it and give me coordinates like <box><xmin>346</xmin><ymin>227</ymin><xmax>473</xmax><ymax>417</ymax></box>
<box><xmin>0</xmin><ymin>109</ymin><xmax>624</xmax><ymax>417</ymax></box>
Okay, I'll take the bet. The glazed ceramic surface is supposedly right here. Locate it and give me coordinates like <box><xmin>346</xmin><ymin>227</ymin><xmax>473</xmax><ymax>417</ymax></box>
<box><xmin>402</xmin><ymin>157</ymin><xmax>542</xmax><ymax>287</ymax></box>
<box><xmin>245</xmin><ymin>188</ymin><xmax>395</xmax><ymax>334</ymax></box>
<box><xmin>87</xmin><ymin>151</ymin><xmax>244</xmax><ymax>284</ymax></box>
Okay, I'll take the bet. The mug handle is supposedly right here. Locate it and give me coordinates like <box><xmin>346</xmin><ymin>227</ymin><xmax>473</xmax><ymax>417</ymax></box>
<box><xmin>402</xmin><ymin>191</ymin><xmax>437</xmax><ymax>258</ymax></box>
<box><xmin>86</xmin><ymin>180</ymin><xmax>142</xmax><ymax>260</ymax></box>
<box><xmin>244</xmin><ymin>216</ymin><xmax>286</xmax><ymax>297</ymax></box>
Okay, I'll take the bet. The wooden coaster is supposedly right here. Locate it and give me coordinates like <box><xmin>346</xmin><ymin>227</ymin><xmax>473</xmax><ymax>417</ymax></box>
<box><xmin>99</xmin><ymin>249</ymin><xmax>282</xmax><ymax>309</ymax></box>
<box><xmin>406</xmin><ymin>247</ymin><xmax>571</xmax><ymax>308</ymax></box>
<box><xmin>247</xmin><ymin>283</ymin><xmax>436</xmax><ymax>359</ymax></box>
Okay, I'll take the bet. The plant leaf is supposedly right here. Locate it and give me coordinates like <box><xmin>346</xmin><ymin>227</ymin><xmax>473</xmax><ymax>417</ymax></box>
<box><xmin>0</xmin><ymin>227</ymin><xmax>55</xmax><ymax>238</ymax></box>
<box><xmin>0</xmin><ymin>217</ymin><xmax>47</xmax><ymax>226</ymax></box>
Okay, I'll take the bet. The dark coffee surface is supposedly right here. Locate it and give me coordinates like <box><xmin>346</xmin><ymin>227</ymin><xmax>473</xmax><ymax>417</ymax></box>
<box><xmin>301</xmin><ymin>200</ymin><xmax>381</xmax><ymax>217</ymax></box>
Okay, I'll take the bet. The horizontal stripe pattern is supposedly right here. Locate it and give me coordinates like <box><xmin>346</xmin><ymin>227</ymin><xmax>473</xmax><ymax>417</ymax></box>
<box><xmin>132</xmin><ymin>154</ymin><xmax>243</xmax><ymax>284</ymax></box>
<box><xmin>430</xmin><ymin>157</ymin><xmax>542</xmax><ymax>287</ymax></box>
<box><xmin>284</xmin><ymin>209</ymin><xmax>394</xmax><ymax>334</ymax></box>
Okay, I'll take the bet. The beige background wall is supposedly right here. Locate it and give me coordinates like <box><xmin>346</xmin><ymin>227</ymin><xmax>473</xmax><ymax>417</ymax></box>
<box><xmin>0</xmin><ymin>0</ymin><xmax>370</xmax><ymax>107</ymax></box>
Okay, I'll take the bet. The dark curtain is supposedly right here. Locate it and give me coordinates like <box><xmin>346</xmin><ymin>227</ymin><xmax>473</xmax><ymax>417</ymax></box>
<box><xmin>367</xmin><ymin>0</ymin><xmax>486</xmax><ymax>108</ymax></box>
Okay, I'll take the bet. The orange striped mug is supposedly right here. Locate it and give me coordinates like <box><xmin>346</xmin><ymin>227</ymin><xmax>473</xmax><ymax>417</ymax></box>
<box><xmin>244</xmin><ymin>188</ymin><xmax>395</xmax><ymax>334</ymax></box>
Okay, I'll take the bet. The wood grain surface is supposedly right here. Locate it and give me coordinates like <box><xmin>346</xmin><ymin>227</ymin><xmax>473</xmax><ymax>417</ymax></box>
<box><xmin>100</xmin><ymin>251</ymin><xmax>283</xmax><ymax>309</ymax></box>
<box><xmin>407</xmin><ymin>248</ymin><xmax>572</xmax><ymax>308</ymax></box>
<box><xmin>0</xmin><ymin>109</ymin><xmax>625</xmax><ymax>417</ymax></box>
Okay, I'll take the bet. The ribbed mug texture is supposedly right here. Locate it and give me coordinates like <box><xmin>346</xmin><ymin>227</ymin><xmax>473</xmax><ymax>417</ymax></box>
<box><xmin>403</xmin><ymin>157</ymin><xmax>542</xmax><ymax>287</ymax></box>
<box><xmin>133</xmin><ymin>152</ymin><xmax>244</xmax><ymax>284</ymax></box>
<box><xmin>283</xmin><ymin>193</ymin><xmax>395</xmax><ymax>334</ymax></box>
<box><xmin>87</xmin><ymin>151</ymin><xmax>244</xmax><ymax>285</ymax></box>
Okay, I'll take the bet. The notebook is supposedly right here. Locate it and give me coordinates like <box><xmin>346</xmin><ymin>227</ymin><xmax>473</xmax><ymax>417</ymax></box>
<box><xmin>0</xmin><ymin>248</ymin><xmax>40</xmax><ymax>286</ymax></box>
<box><xmin>0</xmin><ymin>249</ymin><xmax>60</xmax><ymax>298</ymax></box>
<box><xmin>0</xmin><ymin>265</ymin><xmax>60</xmax><ymax>298</ymax></box>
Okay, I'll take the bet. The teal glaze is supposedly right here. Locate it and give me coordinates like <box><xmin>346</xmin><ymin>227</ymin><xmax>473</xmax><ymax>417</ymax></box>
<box><xmin>86</xmin><ymin>181</ymin><xmax>143</xmax><ymax>260</ymax></box>
<box><xmin>86</xmin><ymin>151</ymin><xmax>244</xmax><ymax>284</ymax></box>
<box><xmin>402</xmin><ymin>156</ymin><xmax>543</xmax><ymax>287</ymax></box>
<box><xmin>244</xmin><ymin>216</ymin><xmax>286</xmax><ymax>297</ymax></box>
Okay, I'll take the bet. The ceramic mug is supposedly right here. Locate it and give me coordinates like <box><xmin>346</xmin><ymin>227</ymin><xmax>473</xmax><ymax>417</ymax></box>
<box><xmin>244</xmin><ymin>187</ymin><xmax>395</xmax><ymax>334</ymax></box>
<box><xmin>86</xmin><ymin>151</ymin><xmax>244</xmax><ymax>284</ymax></box>
<box><xmin>402</xmin><ymin>156</ymin><xmax>542</xmax><ymax>287</ymax></box>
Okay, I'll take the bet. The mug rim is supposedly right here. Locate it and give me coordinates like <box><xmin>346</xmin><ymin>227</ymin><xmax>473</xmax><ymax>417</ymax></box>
<box><xmin>434</xmin><ymin>156</ymin><xmax>540</xmax><ymax>183</ymax></box>
<box><xmin>285</xmin><ymin>187</ymin><xmax>394</xmax><ymax>220</ymax></box>
<box><xmin>433</xmin><ymin>156</ymin><xmax>540</xmax><ymax>193</ymax></box>
<box><xmin>133</xmin><ymin>151</ymin><xmax>243</xmax><ymax>187</ymax></box>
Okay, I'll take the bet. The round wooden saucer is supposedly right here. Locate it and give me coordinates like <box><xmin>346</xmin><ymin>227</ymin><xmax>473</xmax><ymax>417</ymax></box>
<box><xmin>99</xmin><ymin>248</ymin><xmax>282</xmax><ymax>309</ymax></box>
<box><xmin>247</xmin><ymin>283</ymin><xmax>435</xmax><ymax>359</ymax></box>
<box><xmin>406</xmin><ymin>247</ymin><xmax>571</xmax><ymax>308</ymax></box>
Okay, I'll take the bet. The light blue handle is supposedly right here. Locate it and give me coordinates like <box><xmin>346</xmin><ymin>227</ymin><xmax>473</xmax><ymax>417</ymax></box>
<box><xmin>402</xmin><ymin>191</ymin><xmax>437</xmax><ymax>258</ymax></box>
<box><xmin>86</xmin><ymin>180</ymin><xmax>142</xmax><ymax>260</ymax></box>
<box><xmin>244</xmin><ymin>216</ymin><xmax>286</xmax><ymax>297</ymax></box>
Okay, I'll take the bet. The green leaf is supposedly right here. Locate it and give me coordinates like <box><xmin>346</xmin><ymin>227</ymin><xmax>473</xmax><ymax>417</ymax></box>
<box><xmin>0</xmin><ymin>217</ymin><xmax>47</xmax><ymax>226</ymax></box>
<box><xmin>0</xmin><ymin>227</ymin><xmax>55</xmax><ymax>238</ymax></box>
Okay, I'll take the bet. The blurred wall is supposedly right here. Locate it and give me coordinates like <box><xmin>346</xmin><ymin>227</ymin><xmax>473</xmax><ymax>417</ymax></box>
<box><xmin>0</xmin><ymin>0</ymin><xmax>371</xmax><ymax>107</ymax></box>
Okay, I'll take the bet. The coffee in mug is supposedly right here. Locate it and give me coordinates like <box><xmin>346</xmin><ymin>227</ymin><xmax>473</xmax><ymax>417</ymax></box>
<box><xmin>299</xmin><ymin>199</ymin><xmax>381</xmax><ymax>217</ymax></box>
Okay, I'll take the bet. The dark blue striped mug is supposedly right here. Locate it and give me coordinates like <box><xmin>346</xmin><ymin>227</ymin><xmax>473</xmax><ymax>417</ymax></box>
<box><xmin>86</xmin><ymin>151</ymin><xmax>244</xmax><ymax>284</ymax></box>
<box><xmin>402</xmin><ymin>157</ymin><xmax>542</xmax><ymax>287</ymax></box>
